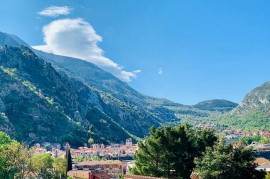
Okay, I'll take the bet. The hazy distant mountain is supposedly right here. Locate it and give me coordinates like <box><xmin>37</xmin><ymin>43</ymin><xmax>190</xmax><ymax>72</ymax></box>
<box><xmin>35</xmin><ymin>50</ymin><xmax>213</xmax><ymax>122</ymax></box>
<box><xmin>193</xmin><ymin>99</ymin><xmax>238</xmax><ymax>113</ymax></box>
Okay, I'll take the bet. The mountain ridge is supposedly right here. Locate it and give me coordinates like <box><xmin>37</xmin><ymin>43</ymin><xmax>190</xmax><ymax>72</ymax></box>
<box><xmin>0</xmin><ymin>31</ymin><xmax>239</xmax><ymax>145</ymax></box>
<box><xmin>0</xmin><ymin>45</ymin><xmax>137</xmax><ymax>146</ymax></box>
<box><xmin>211</xmin><ymin>82</ymin><xmax>270</xmax><ymax>131</ymax></box>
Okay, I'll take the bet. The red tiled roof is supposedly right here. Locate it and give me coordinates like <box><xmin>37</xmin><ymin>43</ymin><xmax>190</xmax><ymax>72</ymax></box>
<box><xmin>254</xmin><ymin>158</ymin><xmax>270</xmax><ymax>166</ymax></box>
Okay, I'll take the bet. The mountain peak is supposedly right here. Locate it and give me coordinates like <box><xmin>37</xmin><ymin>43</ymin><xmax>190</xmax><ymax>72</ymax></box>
<box><xmin>0</xmin><ymin>31</ymin><xmax>29</xmax><ymax>48</ymax></box>
<box><xmin>193</xmin><ymin>99</ymin><xmax>238</xmax><ymax>112</ymax></box>
<box><xmin>232</xmin><ymin>82</ymin><xmax>270</xmax><ymax>115</ymax></box>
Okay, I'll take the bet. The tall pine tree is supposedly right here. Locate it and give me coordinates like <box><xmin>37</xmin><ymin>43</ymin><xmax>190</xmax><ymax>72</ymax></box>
<box><xmin>194</xmin><ymin>140</ymin><xmax>266</xmax><ymax>179</ymax></box>
<box><xmin>130</xmin><ymin>124</ymin><xmax>217</xmax><ymax>178</ymax></box>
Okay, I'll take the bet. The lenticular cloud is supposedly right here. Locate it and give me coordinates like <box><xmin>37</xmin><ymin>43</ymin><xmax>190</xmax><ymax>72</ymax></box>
<box><xmin>33</xmin><ymin>18</ymin><xmax>140</xmax><ymax>82</ymax></box>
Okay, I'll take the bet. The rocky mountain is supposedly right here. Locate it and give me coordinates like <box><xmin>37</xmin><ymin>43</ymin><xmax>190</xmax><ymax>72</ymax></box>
<box><xmin>0</xmin><ymin>46</ymin><xmax>136</xmax><ymax>146</ymax></box>
<box><xmin>0</xmin><ymin>32</ymin><xmax>29</xmax><ymax>47</ymax></box>
<box><xmin>34</xmin><ymin>50</ymin><xmax>213</xmax><ymax>122</ymax></box>
<box><xmin>219</xmin><ymin>82</ymin><xmax>270</xmax><ymax>131</ymax></box>
<box><xmin>0</xmin><ymin>31</ymin><xmax>236</xmax><ymax>146</ymax></box>
<box><xmin>232</xmin><ymin>82</ymin><xmax>270</xmax><ymax>115</ymax></box>
<box><xmin>193</xmin><ymin>99</ymin><xmax>238</xmax><ymax>113</ymax></box>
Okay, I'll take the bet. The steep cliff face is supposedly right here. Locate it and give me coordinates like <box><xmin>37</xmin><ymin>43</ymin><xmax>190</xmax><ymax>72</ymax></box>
<box><xmin>217</xmin><ymin>82</ymin><xmax>270</xmax><ymax>131</ymax></box>
<box><xmin>232</xmin><ymin>82</ymin><xmax>270</xmax><ymax>115</ymax></box>
<box><xmin>0</xmin><ymin>46</ymin><xmax>133</xmax><ymax>146</ymax></box>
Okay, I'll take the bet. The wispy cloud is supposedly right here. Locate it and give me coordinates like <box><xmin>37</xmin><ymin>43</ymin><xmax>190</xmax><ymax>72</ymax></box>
<box><xmin>38</xmin><ymin>6</ymin><xmax>72</xmax><ymax>17</ymax></box>
<box><xmin>32</xmin><ymin>18</ymin><xmax>140</xmax><ymax>82</ymax></box>
<box><xmin>158</xmin><ymin>68</ymin><xmax>163</xmax><ymax>75</ymax></box>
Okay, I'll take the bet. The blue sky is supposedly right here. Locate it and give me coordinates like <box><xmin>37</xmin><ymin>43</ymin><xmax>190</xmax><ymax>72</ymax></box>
<box><xmin>1</xmin><ymin>0</ymin><xmax>270</xmax><ymax>105</ymax></box>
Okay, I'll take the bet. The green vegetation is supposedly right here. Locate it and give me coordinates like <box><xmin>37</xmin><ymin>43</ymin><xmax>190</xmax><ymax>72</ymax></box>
<box><xmin>0</xmin><ymin>66</ymin><xmax>17</xmax><ymax>78</ymax></box>
<box><xmin>130</xmin><ymin>124</ymin><xmax>217</xmax><ymax>178</ymax></box>
<box><xmin>193</xmin><ymin>99</ymin><xmax>238</xmax><ymax>113</ymax></box>
<box><xmin>0</xmin><ymin>46</ymin><xmax>135</xmax><ymax>146</ymax></box>
<box><xmin>131</xmin><ymin>125</ymin><xmax>266</xmax><ymax>179</ymax></box>
<box><xmin>242</xmin><ymin>135</ymin><xmax>270</xmax><ymax>145</ymax></box>
<box><xmin>215</xmin><ymin>81</ymin><xmax>270</xmax><ymax>131</ymax></box>
<box><xmin>88</xmin><ymin>137</ymin><xmax>94</xmax><ymax>145</ymax></box>
<box><xmin>22</xmin><ymin>80</ymin><xmax>38</xmax><ymax>94</ymax></box>
<box><xmin>0</xmin><ymin>112</ymin><xmax>8</xmax><ymax>121</ymax></box>
<box><xmin>32</xmin><ymin>153</ymin><xmax>66</xmax><ymax>179</ymax></box>
<box><xmin>0</xmin><ymin>132</ymin><xmax>66</xmax><ymax>178</ymax></box>
<box><xmin>219</xmin><ymin>106</ymin><xmax>270</xmax><ymax>131</ymax></box>
<box><xmin>194</xmin><ymin>140</ymin><xmax>266</xmax><ymax>179</ymax></box>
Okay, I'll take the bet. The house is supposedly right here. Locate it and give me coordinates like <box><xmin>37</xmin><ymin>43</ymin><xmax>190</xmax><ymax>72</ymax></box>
<box><xmin>68</xmin><ymin>170</ymin><xmax>110</xmax><ymax>179</ymax></box>
<box><xmin>255</xmin><ymin>157</ymin><xmax>270</xmax><ymax>173</ymax></box>
<box><xmin>126</xmin><ymin>138</ymin><xmax>132</xmax><ymax>148</ymax></box>
<box><xmin>124</xmin><ymin>174</ymin><xmax>164</xmax><ymax>179</ymax></box>
<box><xmin>190</xmin><ymin>173</ymin><xmax>200</xmax><ymax>179</ymax></box>
<box><xmin>71</xmin><ymin>160</ymin><xmax>123</xmax><ymax>178</ymax></box>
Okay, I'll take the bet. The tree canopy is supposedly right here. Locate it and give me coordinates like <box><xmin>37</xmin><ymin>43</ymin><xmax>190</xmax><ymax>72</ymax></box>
<box><xmin>130</xmin><ymin>124</ymin><xmax>217</xmax><ymax>178</ymax></box>
<box><xmin>0</xmin><ymin>132</ymin><xmax>66</xmax><ymax>178</ymax></box>
<box><xmin>194</xmin><ymin>139</ymin><xmax>266</xmax><ymax>179</ymax></box>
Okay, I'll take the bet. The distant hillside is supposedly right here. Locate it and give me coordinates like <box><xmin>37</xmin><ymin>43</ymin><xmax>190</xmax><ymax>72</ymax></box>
<box><xmin>0</xmin><ymin>31</ymin><xmax>235</xmax><ymax>146</ymax></box>
<box><xmin>232</xmin><ymin>82</ymin><xmax>270</xmax><ymax>115</ymax></box>
<box><xmin>193</xmin><ymin>99</ymin><xmax>238</xmax><ymax>113</ymax></box>
<box><xmin>34</xmin><ymin>49</ymin><xmax>216</xmax><ymax>122</ymax></box>
<box><xmin>219</xmin><ymin>82</ymin><xmax>270</xmax><ymax>131</ymax></box>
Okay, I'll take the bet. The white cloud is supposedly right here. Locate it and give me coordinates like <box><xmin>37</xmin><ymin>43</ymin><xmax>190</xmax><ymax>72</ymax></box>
<box><xmin>32</xmin><ymin>18</ymin><xmax>140</xmax><ymax>82</ymax></box>
<box><xmin>38</xmin><ymin>6</ymin><xmax>72</xmax><ymax>17</ymax></box>
<box><xmin>158</xmin><ymin>68</ymin><xmax>163</xmax><ymax>75</ymax></box>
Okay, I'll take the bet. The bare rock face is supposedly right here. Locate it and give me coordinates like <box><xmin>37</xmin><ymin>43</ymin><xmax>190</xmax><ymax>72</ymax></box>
<box><xmin>232</xmin><ymin>82</ymin><xmax>270</xmax><ymax>115</ymax></box>
<box><xmin>0</xmin><ymin>46</ymin><xmax>133</xmax><ymax>146</ymax></box>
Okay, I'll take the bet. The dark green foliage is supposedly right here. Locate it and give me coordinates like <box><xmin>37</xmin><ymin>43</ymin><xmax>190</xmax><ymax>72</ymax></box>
<box><xmin>242</xmin><ymin>135</ymin><xmax>270</xmax><ymax>145</ymax></box>
<box><xmin>32</xmin><ymin>153</ymin><xmax>66</xmax><ymax>179</ymax></box>
<box><xmin>194</xmin><ymin>140</ymin><xmax>266</xmax><ymax>179</ymax></box>
<box><xmin>0</xmin><ymin>32</ymin><xmax>230</xmax><ymax>146</ymax></box>
<box><xmin>130</xmin><ymin>124</ymin><xmax>217</xmax><ymax>178</ymax></box>
<box><xmin>219</xmin><ymin>104</ymin><xmax>270</xmax><ymax>131</ymax></box>
<box><xmin>193</xmin><ymin>99</ymin><xmax>238</xmax><ymax>112</ymax></box>
<box><xmin>0</xmin><ymin>132</ymin><xmax>66</xmax><ymax>179</ymax></box>
<box><xmin>36</xmin><ymin>48</ymin><xmax>227</xmax><ymax>134</ymax></box>
<box><xmin>65</xmin><ymin>145</ymin><xmax>72</xmax><ymax>174</ymax></box>
<box><xmin>0</xmin><ymin>46</ymin><xmax>135</xmax><ymax>146</ymax></box>
<box><xmin>217</xmin><ymin>81</ymin><xmax>270</xmax><ymax>131</ymax></box>
<box><xmin>0</xmin><ymin>132</ymin><xmax>45</xmax><ymax>178</ymax></box>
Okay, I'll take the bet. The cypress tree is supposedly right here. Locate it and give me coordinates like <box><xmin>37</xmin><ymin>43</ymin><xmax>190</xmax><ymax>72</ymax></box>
<box><xmin>65</xmin><ymin>143</ymin><xmax>72</xmax><ymax>176</ymax></box>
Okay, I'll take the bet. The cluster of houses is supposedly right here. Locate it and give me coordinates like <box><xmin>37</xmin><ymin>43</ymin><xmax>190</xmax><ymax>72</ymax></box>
<box><xmin>31</xmin><ymin>126</ymin><xmax>270</xmax><ymax>179</ymax></box>
<box><xmin>68</xmin><ymin>160</ymin><xmax>124</xmax><ymax>179</ymax></box>
<box><xmin>71</xmin><ymin>138</ymin><xmax>137</xmax><ymax>160</ymax></box>
<box><xmin>32</xmin><ymin>138</ymin><xmax>137</xmax><ymax>179</ymax></box>
<box><xmin>33</xmin><ymin>138</ymin><xmax>137</xmax><ymax>160</ymax></box>
<box><xmin>249</xmin><ymin>142</ymin><xmax>270</xmax><ymax>152</ymax></box>
<box><xmin>33</xmin><ymin>142</ymin><xmax>66</xmax><ymax>158</ymax></box>
<box><xmin>194</xmin><ymin>122</ymin><xmax>270</xmax><ymax>140</ymax></box>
